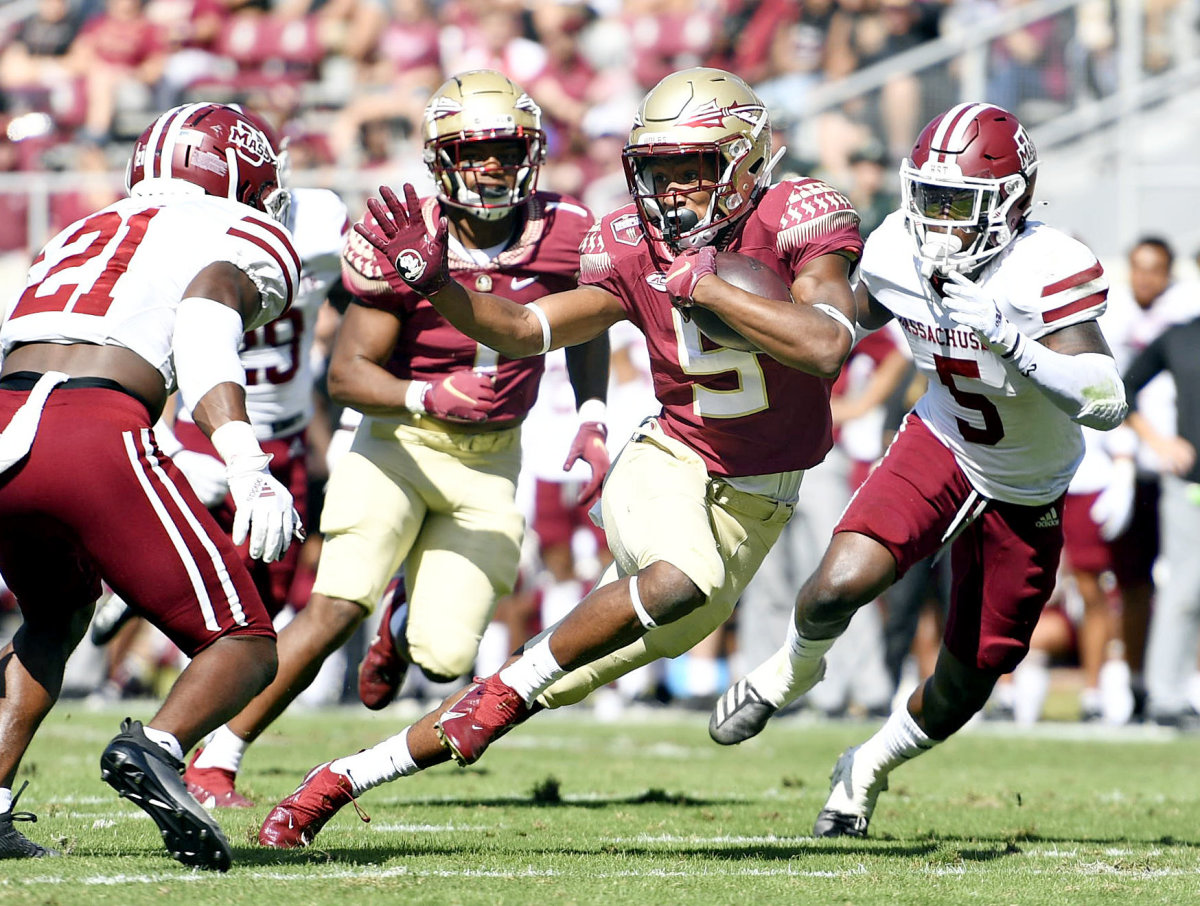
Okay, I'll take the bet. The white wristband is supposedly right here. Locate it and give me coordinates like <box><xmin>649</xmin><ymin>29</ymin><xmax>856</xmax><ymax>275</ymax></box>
<box><xmin>405</xmin><ymin>380</ymin><xmax>430</xmax><ymax>414</ymax></box>
<box><xmin>577</xmin><ymin>398</ymin><xmax>606</xmax><ymax>425</ymax></box>
<box><xmin>210</xmin><ymin>419</ymin><xmax>266</xmax><ymax>465</ymax></box>
<box><xmin>527</xmin><ymin>301</ymin><xmax>552</xmax><ymax>355</ymax></box>
<box><xmin>812</xmin><ymin>302</ymin><xmax>856</xmax><ymax>340</ymax></box>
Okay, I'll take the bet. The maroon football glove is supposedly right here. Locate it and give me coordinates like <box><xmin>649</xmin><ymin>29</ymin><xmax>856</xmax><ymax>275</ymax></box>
<box><xmin>563</xmin><ymin>420</ymin><xmax>609</xmax><ymax>509</ymax></box>
<box><xmin>355</xmin><ymin>184</ymin><xmax>451</xmax><ymax>297</ymax></box>
<box><xmin>421</xmin><ymin>371</ymin><xmax>498</xmax><ymax>423</ymax></box>
<box><xmin>664</xmin><ymin>246</ymin><xmax>717</xmax><ymax>309</ymax></box>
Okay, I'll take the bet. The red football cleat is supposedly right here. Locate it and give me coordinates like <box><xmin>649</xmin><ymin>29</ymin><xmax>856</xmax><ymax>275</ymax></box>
<box><xmin>258</xmin><ymin>762</ymin><xmax>369</xmax><ymax>849</ymax></box>
<box><xmin>357</xmin><ymin>585</ymin><xmax>410</xmax><ymax>710</ymax></box>
<box><xmin>184</xmin><ymin>750</ymin><xmax>254</xmax><ymax>809</ymax></box>
<box><xmin>435</xmin><ymin>674</ymin><xmax>531</xmax><ymax>766</ymax></box>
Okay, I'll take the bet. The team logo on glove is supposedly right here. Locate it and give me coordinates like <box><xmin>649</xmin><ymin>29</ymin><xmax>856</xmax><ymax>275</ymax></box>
<box><xmin>396</xmin><ymin>249</ymin><xmax>428</xmax><ymax>283</ymax></box>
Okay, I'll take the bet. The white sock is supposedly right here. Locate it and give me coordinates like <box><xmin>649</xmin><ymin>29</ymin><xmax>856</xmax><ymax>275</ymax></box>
<box><xmin>193</xmin><ymin>725</ymin><xmax>247</xmax><ymax>773</ymax></box>
<box><xmin>826</xmin><ymin>707</ymin><xmax>937</xmax><ymax>818</ymax></box>
<box><xmin>857</xmin><ymin>706</ymin><xmax>937</xmax><ymax>777</ymax></box>
<box><xmin>0</xmin><ymin>788</ymin><xmax>11</xmax><ymax>813</ymax></box>
<box><xmin>142</xmin><ymin>726</ymin><xmax>184</xmax><ymax>762</ymax></box>
<box><xmin>499</xmin><ymin>635</ymin><xmax>564</xmax><ymax>705</ymax></box>
<box><xmin>330</xmin><ymin>728</ymin><xmax>419</xmax><ymax>795</ymax></box>
<box><xmin>746</xmin><ymin>622</ymin><xmax>835</xmax><ymax>708</ymax></box>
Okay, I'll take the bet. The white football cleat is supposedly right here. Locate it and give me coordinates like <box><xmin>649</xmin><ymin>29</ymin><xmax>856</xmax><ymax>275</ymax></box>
<box><xmin>812</xmin><ymin>745</ymin><xmax>887</xmax><ymax>838</ymax></box>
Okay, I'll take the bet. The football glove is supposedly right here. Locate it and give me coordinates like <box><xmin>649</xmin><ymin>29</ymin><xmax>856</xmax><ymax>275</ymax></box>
<box><xmin>1089</xmin><ymin>457</ymin><xmax>1136</xmax><ymax>541</ymax></box>
<box><xmin>355</xmin><ymin>184</ymin><xmax>451</xmax><ymax>297</ymax></box>
<box><xmin>563</xmin><ymin>420</ymin><xmax>609</xmax><ymax>509</ymax></box>
<box><xmin>226</xmin><ymin>452</ymin><xmax>303</xmax><ymax>563</ymax></box>
<box><xmin>664</xmin><ymin>246</ymin><xmax>717</xmax><ymax>309</ymax></box>
<box><xmin>939</xmin><ymin>270</ymin><xmax>1022</xmax><ymax>356</ymax></box>
<box><xmin>173</xmin><ymin>449</ymin><xmax>229</xmax><ymax>507</ymax></box>
<box><xmin>410</xmin><ymin>371</ymin><xmax>498</xmax><ymax>423</ymax></box>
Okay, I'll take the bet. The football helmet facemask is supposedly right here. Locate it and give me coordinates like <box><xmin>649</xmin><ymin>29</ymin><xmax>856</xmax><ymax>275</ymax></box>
<box><xmin>422</xmin><ymin>70</ymin><xmax>546</xmax><ymax>221</ymax></box>
<box><xmin>623</xmin><ymin>67</ymin><xmax>779</xmax><ymax>252</ymax></box>
<box><xmin>900</xmin><ymin>102</ymin><xmax>1038</xmax><ymax>276</ymax></box>
<box><xmin>126</xmin><ymin>102</ymin><xmax>289</xmax><ymax>222</ymax></box>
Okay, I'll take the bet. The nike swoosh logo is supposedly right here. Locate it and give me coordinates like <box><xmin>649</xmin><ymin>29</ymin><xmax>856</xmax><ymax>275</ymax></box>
<box><xmin>511</xmin><ymin>276</ymin><xmax>538</xmax><ymax>290</ymax></box>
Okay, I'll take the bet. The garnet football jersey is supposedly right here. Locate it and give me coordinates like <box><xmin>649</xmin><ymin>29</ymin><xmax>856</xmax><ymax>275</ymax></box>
<box><xmin>578</xmin><ymin>178</ymin><xmax>862</xmax><ymax>477</ymax></box>
<box><xmin>2</xmin><ymin>192</ymin><xmax>299</xmax><ymax>391</ymax></box>
<box><xmin>862</xmin><ymin>212</ymin><xmax>1109</xmax><ymax>505</ymax></box>
<box><xmin>341</xmin><ymin>191</ymin><xmax>594</xmax><ymax>424</ymax></box>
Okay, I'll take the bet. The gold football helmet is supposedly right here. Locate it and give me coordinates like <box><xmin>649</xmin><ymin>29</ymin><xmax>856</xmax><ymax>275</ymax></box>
<box><xmin>623</xmin><ymin>68</ymin><xmax>777</xmax><ymax>250</ymax></box>
<box><xmin>422</xmin><ymin>70</ymin><xmax>546</xmax><ymax>221</ymax></box>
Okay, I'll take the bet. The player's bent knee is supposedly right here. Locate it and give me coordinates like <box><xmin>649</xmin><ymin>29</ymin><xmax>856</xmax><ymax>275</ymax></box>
<box><xmin>639</xmin><ymin>562</ymin><xmax>706</xmax><ymax>626</ymax></box>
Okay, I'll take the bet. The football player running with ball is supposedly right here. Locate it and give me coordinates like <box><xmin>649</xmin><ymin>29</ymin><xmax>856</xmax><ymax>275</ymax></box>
<box><xmin>258</xmin><ymin>66</ymin><xmax>865</xmax><ymax>848</ymax></box>
<box><xmin>186</xmin><ymin>70</ymin><xmax>612</xmax><ymax>808</ymax></box>
<box><xmin>0</xmin><ymin>103</ymin><xmax>302</xmax><ymax>869</ymax></box>
<box><xmin>709</xmin><ymin>103</ymin><xmax>1128</xmax><ymax>837</ymax></box>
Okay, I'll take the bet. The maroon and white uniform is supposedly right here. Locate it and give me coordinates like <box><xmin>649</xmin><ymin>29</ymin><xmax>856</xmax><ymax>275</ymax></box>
<box><xmin>579</xmin><ymin>178</ymin><xmax>864</xmax><ymax>481</ymax></box>
<box><xmin>0</xmin><ymin>191</ymin><xmax>298</xmax><ymax>653</ymax></box>
<box><xmin>838</xmin><ymin>212</ymin><xmax>1109</xmax><ymax>671</ymax></box>
<box><xmin>173</xmin><ymin>187</ymin><xmax>349</xmax><ymax>614</ymax></box>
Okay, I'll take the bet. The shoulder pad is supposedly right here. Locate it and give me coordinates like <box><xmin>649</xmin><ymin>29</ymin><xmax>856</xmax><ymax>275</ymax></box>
<box><xmin>767</xmin><ymin>179</ymin><xmax>860</xmax><ymax>251</ymax></box>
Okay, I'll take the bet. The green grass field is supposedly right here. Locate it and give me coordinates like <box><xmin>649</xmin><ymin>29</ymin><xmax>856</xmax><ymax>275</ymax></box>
<box><xmin>5</xmin><ymin>702</ymin><xmax>1199</xmax><ymax>905</ymax></box>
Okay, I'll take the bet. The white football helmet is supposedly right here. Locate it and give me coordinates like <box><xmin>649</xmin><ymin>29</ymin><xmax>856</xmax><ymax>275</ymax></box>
<box><xmin>900</xmin><ymin>102</ymin><xmax>1038</xmax><ymax>276</ymax></box>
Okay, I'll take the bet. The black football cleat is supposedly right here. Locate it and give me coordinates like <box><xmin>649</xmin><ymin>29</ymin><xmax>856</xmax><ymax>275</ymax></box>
<box><xmin>0</xmin><ymin>781</ymin><xmax>59</xmax><ymax>859</ymax></box>
<box><xmin>812</xmin><ymin>808</ymin><xmax>870</xmax><ymax>838</ymax></box>
<box><xmin>100</xmin><ymin>718</ymin><xmax>232</xmax><ymax>871</ymax></box>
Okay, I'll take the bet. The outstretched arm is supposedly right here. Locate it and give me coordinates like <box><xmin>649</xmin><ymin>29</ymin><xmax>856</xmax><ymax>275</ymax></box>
<box><xmin>356</xmin><ymin>184</ymin><xmax>624</xmax><ymax>357</ymax></box>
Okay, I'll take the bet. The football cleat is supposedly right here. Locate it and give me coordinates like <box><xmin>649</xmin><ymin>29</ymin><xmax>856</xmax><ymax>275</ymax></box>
<box><xmin>0</xmin><ymin>782</ymin><xmax>59</xmax><ymax>859</ymax></box>
<box><xmin>435</xmin><ymin>675</ymin><xmax>531</xmax><ymax>766</ymax></box>
<box><xmin>184</xmin><ymin>750</ymin><xmax>254</xmax><ymax>809</ymax></box>
<box><xmin>709</xmin><ymin>656</ymin><xmax>826</xmax><ymax>745</ymax></box>
<box><xmin>357</xmin><ymin>586</ymin><xmax>411</xmax><ymax>711</ymax></box>
<box><xmin>812</xmin><ymin>745</ymin><xmax>887</xmax><ymax>839</ymax></box>
<box><xmin>100</xmin><ymin>718</ymin><xmax>233</xmax><ymax>871</ymax></box>
<box><xmin>258</xmin><ymin>762</ymin><xmax>369</xmax><ymax>849</ymax></box>
<box><xmin>90</xmin><ymin>592</ymin><xmax>136</xmax><ymax>646</ymax></box>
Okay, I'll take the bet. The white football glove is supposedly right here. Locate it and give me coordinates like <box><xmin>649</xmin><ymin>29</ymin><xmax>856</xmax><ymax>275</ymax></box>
<box><xmin>939</xmin><ymin>270</ymin><xmax>1022</xmax><ymax>356</ymax></box>
<box><xmin>226</xmin><ymin>452</ymin><xmax>302</xmax><ymax>563</ymax></box>
<box><xmin>1089</xmin><ymin>458</ymin><xmax>1136</xmax><ymax>541</ymax></box>
<box><xmin>173</xmin><ymin>449</ymin><xmax>229</xmax><ymax>507</ymax></box>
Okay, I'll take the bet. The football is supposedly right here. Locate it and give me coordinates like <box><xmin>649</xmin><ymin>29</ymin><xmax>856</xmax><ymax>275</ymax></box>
<box><xmin>688</xmin><ymin>251</ymin><xmax>793</xmax><ymax>352</ymax></box>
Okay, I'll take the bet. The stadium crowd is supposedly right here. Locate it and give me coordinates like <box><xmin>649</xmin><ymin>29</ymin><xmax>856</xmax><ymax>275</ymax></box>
<box><xmin>0</xmin><ymin>0</ymin><xmax>1198</xmax><ymax>752</ymax></box>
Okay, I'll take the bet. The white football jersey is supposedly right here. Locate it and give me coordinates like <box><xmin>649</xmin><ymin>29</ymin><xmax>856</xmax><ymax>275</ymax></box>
<box><xmin>180</xmin><ymin>187</ymin><xmax>348</xmax><ymax>441</ymax></box>
<box><xmin>863</xmin><ymin>212</ymin><xmax>1108</xmax><ymax>505</ymax></box>
<box><xmin>2</xmin><ymin>192</ymin><xmax>299</xmax><ymax>391</ymax></box>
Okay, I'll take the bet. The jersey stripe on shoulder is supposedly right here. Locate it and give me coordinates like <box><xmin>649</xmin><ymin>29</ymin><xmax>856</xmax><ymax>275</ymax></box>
<box><xmin>229</xmin><ymin>215</ymin><xmax>301</xmax><ymax>306</ymax></box>
<box><xmin>1041</xmin><ymin>261</ymin><xmax>1106</xmax><ymax>324</ymax></box>
<box><xmin>776</xmin><ymin>180</ymin><xmax>861</xmax><ymax>253</ymax></box>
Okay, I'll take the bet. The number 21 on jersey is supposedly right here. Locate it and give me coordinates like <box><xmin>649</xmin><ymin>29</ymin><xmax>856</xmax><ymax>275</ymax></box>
<box><xmin>11</xmin><ymin>209</ymin><xmax>160</xmax><ymax>320</ymax></box>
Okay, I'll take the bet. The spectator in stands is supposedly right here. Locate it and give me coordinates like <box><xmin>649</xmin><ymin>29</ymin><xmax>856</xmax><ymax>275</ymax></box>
<box><xmin>328</xmin><ymin>0</ymin><xmax>441</xmax><ymax>164</ymax></box>
<box><xmin>145</xmin><ymin>0</ymin><xmax>231</xmax><ymax>108</ymax></box>
<box><xmin>0</xmin><ymin>0</ymin><xmax>88</xmax><ymax>131</ymax></box>
<box><xmin>73</xmin><ymin>0</ymin><xmax>166</xmax><ymax>142</ymax></box>
<box><xmin>845</xmin><ymin>139</ymin><xmax>897</xmax><ymax>238</ymax></box>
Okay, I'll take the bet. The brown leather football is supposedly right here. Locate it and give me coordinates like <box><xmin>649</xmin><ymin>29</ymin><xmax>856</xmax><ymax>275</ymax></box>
<box><xmin>689</xmin><ymin>251</ymin><xmax>793</xmax><ymax>352</ymax></box>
